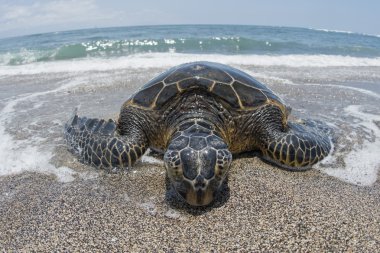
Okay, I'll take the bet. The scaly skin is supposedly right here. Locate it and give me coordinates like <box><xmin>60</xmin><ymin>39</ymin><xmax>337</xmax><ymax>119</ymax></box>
<box><xmin>64</xmin><ymin>109</ymin><xmax>147</xmax><ymax>172</ymax></box>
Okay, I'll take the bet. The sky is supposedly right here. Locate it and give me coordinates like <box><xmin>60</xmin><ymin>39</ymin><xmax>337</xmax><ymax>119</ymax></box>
<box><xmin>0</xmin><ymin>0</ymin><xmax>379</xmax><ymax>38</ymax></box>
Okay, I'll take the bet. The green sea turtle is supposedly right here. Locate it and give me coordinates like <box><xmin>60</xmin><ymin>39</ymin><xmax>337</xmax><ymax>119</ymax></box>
<box><xmin>64</xmin><ymin>61</ymin><xmax>332</xmax><ymax>206</ymax></box>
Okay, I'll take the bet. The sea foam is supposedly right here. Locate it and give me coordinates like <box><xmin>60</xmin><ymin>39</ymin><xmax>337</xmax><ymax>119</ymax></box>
<box><xmin>318</xmin><ymin>105</ymin><xmax>380</xmax><ymax>186</ymax></box>
<box><xmin>0</xmin><ymin>78</ymin><xmax>85</xmax><ymax>182</ymax></box>
<box><xmin>1</xmin><ymin>53</ymin><xmax>380</xmax><ymax>76</ymax></box>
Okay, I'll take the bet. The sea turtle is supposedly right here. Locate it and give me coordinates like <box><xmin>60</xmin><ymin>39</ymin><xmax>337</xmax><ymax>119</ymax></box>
<box><xmin>64</xmin><ymin>61</ymin><xmax>332</xmax><ymax>206</ymax></box>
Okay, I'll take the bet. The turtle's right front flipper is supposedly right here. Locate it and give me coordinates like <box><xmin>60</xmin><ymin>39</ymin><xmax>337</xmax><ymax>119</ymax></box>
<box><xmin>64</xmin><ymin>110</ymin><xmax>147</xmax><ymax>170</ymax></box>
<box><xmin>261</xmin><ymin>119</ymin><xmax>332</xmax><ymax>171</ymax></box>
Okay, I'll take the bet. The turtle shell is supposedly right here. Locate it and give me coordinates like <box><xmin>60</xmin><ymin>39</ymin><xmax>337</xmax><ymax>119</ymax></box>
<box><xmin>129</xmin><ymin>61</ymin><xmax>286</xmax><ymax>111</ymax></box>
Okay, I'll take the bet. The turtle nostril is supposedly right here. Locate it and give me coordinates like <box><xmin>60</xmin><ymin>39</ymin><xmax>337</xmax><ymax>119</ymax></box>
<box><xmin>195</xmin><ymin>182</ymin><xmax>206</xmax><ymax>188</ymax></box>
<box><xmin>178</xmin><ymin>190</ymin><xmax>187</xmax><ymax>200</ymax></box>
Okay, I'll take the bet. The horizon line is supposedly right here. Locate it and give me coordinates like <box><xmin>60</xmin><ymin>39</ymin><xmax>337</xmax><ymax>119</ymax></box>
<box><xmin>1</xmin><ymin>23</ymin><xmax>379</xmax><ymax>41</ymax></box>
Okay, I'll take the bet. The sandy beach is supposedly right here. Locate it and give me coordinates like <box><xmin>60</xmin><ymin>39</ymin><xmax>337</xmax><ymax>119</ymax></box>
<box><xmin>0</xmin><ymin>59</ymin><xmax>380</xmax><ymax>251</ymax></box>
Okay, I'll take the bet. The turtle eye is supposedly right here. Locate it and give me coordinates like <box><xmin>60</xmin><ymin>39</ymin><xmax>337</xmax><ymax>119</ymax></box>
<box><xmin>170</xmin><ymin>165</ymin><xmax>183</xmax><ymax>180</ymax></box>
<box><xmin>164</xmin><ymin>150</ymin><xmax>183</xmax><ymax>179</ymax></box>
<box><xmin>215</xmin><ymin>149</ymin><xmax>232</xmax><ymax>179</ymax></box>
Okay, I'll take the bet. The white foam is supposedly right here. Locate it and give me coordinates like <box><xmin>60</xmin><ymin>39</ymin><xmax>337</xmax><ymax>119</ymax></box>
<box><xmin>0</xmin><ymin>78</ymin><xmax>85</xmax><ymax>182</ymax></box>
<box><xmin>309</xmin><ymin>28</ymin><xmax>355</xmax><ymax>35</ymax></box>
<box><xmin>164</xmin><ymin>208</ymin><xmax>181</xmax><ymax>219</ymax></box>
<box><xmin>1</xmin><ymin>53</ymin><xmax>380</xmax><ymax>76</ymax></box>
<box><xmin>308</xmin><ymin>27</ymin><xmax>380</xmax><ymax>38</ymax></box>
<box><xmin>248</xmin><ymin>71</ymin><xmax>380</xmax><ymax>100</ymax></box>
<box><xmin>141</xmin><ymin>149</ymin><xmax>164</xmax><ymax>165</ymax></box>
<box><xmin>77</xmin><ymin>170</ymin><xmax>99</xmax><ymax>180</ymax></box>
<box><xmin>141</xmin><ymin>155</ymin><xmax>164</xmax><ymax>165</ymax></box>
<box><xmin>53</xmin><ymin>166</ymin><xmax>77</xmax><ymax>182</ymax></box>
<box><xmin>288</xmin><ymin>82</ymin><xmax>380</xmax><ymax>100</ymax></box>
<box><xmin>138</xmin><ymin>201</ymin><xmax>157</xmax><ymax>216</ymax></box>
<box><xmin>322</xmin><ymin>84</ymin><xmax>380</xmax><ymax>99</ymax></box>
<box><xmin>318</xmin><ymin>105</ymin><xmax>380</xmax><ymax>186</ymax></box>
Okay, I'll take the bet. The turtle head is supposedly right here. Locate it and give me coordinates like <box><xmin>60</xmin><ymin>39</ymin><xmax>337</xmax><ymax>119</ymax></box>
<box><xmin>164</xmin><ymin>132</ymin><xmax>232</xmax><ymax>206</ymax></box>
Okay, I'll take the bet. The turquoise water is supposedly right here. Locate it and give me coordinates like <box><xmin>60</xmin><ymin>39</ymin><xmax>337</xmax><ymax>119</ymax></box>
<box><xmin>1</xmin><ymin>25</ymin><xmax>380</xmax><ymax>65</ymax></box>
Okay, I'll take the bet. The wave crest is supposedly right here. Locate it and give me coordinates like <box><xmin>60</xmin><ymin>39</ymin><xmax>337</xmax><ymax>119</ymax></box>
<box><xmin>1</xmin><ymin>34</ymin><xmax>380</xmax><ymax>66</ymax></box>
<box><xmin>1</xmin><ymin>53</ymin><xmax>380</xmax><ymax>75</ymax></box>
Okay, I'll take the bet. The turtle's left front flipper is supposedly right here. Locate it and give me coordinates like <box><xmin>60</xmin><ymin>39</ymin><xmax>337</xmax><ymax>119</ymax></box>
<box><xmin>64</xmin><ymin>110</ymin><xmax>147</xmax><ymax>170</ymax></box>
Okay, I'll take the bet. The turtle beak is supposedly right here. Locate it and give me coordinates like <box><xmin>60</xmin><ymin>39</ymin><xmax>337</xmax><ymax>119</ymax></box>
<box><xmin>176</xmin><ymin>175</ymin><xmax>215</xmax><ymax>206</ymax></box>
<box><xmin>184</xmin><ymin>187</ymin><xmax>214</xmax><ymax>206</ymax></box>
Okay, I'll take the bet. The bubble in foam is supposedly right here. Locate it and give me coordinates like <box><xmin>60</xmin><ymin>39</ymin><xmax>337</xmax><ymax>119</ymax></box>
<box><xmin>52</xmin><ymin>166</ymin><xmax>77</xmax><ymax>182</ymax></box>
<box><xmin>164</xmin><ymin>208</ymin><xmax>181</xmax><ymax>219</ymax></box>
<box><xmin>138</xmin><ymin>201</ymin><xmax>157</xmax><ymax>216</ymax></box>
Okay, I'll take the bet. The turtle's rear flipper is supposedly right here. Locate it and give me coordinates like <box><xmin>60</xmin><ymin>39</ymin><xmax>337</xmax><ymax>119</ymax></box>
<box><xmin>64</xmin><ymin>110</ymin><xmax>147</xmax><ymax>170</ymax></box>
<box><xmin>261</xmin><ymin>119</ymin><xmax>333</xmax><ymax>171</ymax></box>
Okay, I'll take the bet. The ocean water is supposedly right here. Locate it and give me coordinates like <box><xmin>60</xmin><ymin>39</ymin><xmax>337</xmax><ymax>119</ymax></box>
<box><xmin>0</xmin><ymin>25</ymin><xmax>379</xmax><ymax>185</ymax></box>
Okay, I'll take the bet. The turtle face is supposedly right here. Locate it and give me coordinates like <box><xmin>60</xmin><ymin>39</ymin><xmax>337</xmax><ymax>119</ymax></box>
<box><xmin>164</xmin><ymin>134</ymin><xmax>232</xmax><ymax>206</ymax></box>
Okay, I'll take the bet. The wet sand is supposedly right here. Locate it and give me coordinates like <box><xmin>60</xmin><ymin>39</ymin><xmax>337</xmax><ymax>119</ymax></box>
<box><xmin>0</xmin><ymin>156</ymin><xmax>379</xmax><ymax>252</ymax></box>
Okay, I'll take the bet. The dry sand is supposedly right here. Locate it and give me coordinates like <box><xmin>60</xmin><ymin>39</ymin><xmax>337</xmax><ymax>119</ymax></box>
<box><xmin>0</xmin><ymin>154</ymin><xmax>379</xmax><ymax>252</ymax></box>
